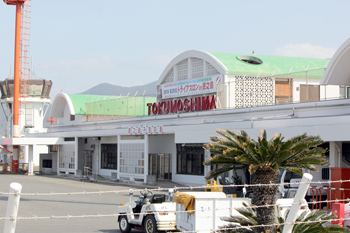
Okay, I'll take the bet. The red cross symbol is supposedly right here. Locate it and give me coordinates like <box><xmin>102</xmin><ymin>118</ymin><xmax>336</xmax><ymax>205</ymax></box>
<box><xmin>46</xmin><ymin>117</ymin><xmax>58</xmax><ymax>125</ymax></box>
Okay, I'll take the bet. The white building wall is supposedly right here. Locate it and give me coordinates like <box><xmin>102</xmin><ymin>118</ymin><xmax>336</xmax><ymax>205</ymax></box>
<box><xmin>74</xmin><ymin>115</ymin><xmax>85</xmax><ymax>124</ymax></box>
<box><xmin>329</xmin><ymin>142</ymin><xmax>342</xmax><ymax>168</ymax></box>
<box><xmin>63</xmin><ymin>106</ymin><xmax>85</xmax><ymax>125</ymax></box>
<box><xmin>32</xmin><ymin>102</ymin><xmax>46</xmax><ymax>130</ymax></box>
<box><xmin>63</xmin><ymin>105</ymin><xmax>72</xmax><ymax>125</ymax></box>
<box><xmin>320</xmin><ymin>85</ymin><xmax>340</xmax><ymax>100</ymax></box>
<box><xmin>148</xmin><ymin>134</ymin><xmax>175</xmax><ymax>154</ymax></box>
<box><xmin>32</xmin><ymin>145</ymin><xmax>49</xmax><ymax>166</ymax></box>
<box><xmin>292</xmin><ymin>78</ymin><xmax>320</xmax><ymax>103</ymax></box>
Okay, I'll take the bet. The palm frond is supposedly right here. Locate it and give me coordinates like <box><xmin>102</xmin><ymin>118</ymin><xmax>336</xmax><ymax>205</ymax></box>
<box><xmin>219</xmin><ymin>205</ymin><xmax>350</xmax><ymax>233</ymax></box>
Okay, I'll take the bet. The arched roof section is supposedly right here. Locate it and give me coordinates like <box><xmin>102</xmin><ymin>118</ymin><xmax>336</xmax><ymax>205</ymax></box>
<box><xmin>157</xmin><ymin>50</ymin><xmax>329</xmax><ymax>86</ymax></box>
<box><xmin>50</xmin><ymin>93</ymin><xmax>75</xmax><ymax>118</ymax></box>
<box><xmin>157</xmin><ymin>50</ymin><xmax>228</xmax><ymax>85</ymax></box>
<box><xmin>321</xmin><ymin>37</ymin><xmax>350</xmax><ymax>85</ymax></box>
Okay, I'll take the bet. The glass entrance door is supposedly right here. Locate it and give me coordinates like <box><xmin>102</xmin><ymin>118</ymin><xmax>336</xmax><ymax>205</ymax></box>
<box><xmin>149</xmin><ymin>154</ymin><xmax>172</xmax><ymax>180</ymax></box>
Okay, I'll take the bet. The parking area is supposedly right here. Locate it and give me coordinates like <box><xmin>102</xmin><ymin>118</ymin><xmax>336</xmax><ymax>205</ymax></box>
<box><xmin>0</xmin><ymin>174</ymin><xmax>164</xmax><ymax>233</ymax></box>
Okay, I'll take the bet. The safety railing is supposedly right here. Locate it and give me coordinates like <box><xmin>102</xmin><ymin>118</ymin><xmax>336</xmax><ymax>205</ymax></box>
<box><xmin>3</xmin><ymin>176</ymin><xmax>350</xmax><ymax>232</ymax></box>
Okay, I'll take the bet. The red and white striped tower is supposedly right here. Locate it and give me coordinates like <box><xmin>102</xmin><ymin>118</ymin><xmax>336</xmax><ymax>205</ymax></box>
<box><xmin>3</xmin><ymin>0</ymin><xmax>30</xmax><ymax>172</ymax></box>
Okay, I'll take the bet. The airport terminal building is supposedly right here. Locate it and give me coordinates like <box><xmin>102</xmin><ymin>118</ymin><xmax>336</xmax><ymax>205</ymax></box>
<box><xmin>3</xmin><ymin>48</ymin><xmax>350</xmax><ymax>187</ymax></box>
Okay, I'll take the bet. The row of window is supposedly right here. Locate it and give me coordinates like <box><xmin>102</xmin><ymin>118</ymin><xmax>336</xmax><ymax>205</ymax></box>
<box><xmin>100</xmin><ymin>143</ymin><xmax>205</xmax><ymax>175</ymax></box>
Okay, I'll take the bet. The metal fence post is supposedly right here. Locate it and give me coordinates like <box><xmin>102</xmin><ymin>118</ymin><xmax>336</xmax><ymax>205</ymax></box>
<box><xmin>134</xmin><ymin>91</ymin><xmax>138</xmax><ymax>117</ymax></box>
<box><xmin>143</xmin><ymin>89</ymin><xmax>146</xmax><ymax>117</ymax></box>
<box><xmin>283</xmin><ymin>173</ymin><xmax>313</xmax><ymax>233</ymax></box>
<box><xmin>4</xmin><ymin>182</ymin><xmax>22</xmax><ymax>233</ymax></box>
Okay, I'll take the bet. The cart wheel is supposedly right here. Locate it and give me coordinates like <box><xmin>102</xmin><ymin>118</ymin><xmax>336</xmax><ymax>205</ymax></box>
<box><xmin>144</xmin><ymin>215</ymin><xmax>157</xmax><ymax>233</ymax></box>
<box><xmin>119</xmin><ymin>215</ymin><xmax>131</xmax><ymax>233</ymax></box>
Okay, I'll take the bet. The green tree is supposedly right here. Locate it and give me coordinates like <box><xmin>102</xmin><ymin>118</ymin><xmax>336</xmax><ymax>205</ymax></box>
<box><xmin>217</xmin><ymin>202</ymin><xmax>349</xmax><ymax>233</ymax></box>
<box><xmin>203</xmin><ymin>130</ymin><xmax>329</xmax><ymax>233</ymax></box>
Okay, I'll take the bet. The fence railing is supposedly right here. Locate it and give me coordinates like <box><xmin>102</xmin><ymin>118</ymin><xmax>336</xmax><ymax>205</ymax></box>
<box><xmin>2</xmin><ymin>177</ymin><xmax>350</xmax><ymax>232</ymax></box>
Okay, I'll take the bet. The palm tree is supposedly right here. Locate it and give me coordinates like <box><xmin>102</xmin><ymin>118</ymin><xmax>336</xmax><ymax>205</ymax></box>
<box><xmin>203</xmin><ymin>129</ymin><xmax>329</xmax><ymax>233</ymax></box>
<box><xmin>217</xmin><ymin>203</ymin><xmax>350</xmax><ymax>233</ymax></box>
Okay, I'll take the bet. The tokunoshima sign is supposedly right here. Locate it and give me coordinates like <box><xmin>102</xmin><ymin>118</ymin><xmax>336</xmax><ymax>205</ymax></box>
<box><xmin>147</xmin><ymin>95</ymin><xmax>216</xmax><ymax>115</ymax></box>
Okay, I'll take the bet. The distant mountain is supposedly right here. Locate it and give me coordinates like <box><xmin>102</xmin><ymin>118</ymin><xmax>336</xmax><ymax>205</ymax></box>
<box><xmin>0</xmin><ymin>82</ymin><xmax>159</xmax><ymax>129</ymax></box>
<box><xmin>80</xmin><ymin>81</ymin><xmax>157</xmax><ymax>96</ymax></box>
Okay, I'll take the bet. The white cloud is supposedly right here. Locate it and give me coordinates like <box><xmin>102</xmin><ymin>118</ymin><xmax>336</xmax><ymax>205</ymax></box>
<box><xmin>274</xmin><ymin>43</ymin><xmax>336</xmax><ymax>59</ymax></box>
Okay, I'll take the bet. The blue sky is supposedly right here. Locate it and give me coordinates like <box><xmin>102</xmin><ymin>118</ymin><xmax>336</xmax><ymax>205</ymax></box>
<box><xmin>1</xmin><ymin>0</ymin><xmax>350</xmax><ymax>98</ymax></box>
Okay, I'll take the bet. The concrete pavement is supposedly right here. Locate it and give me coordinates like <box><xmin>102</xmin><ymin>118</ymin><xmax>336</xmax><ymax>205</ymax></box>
<box><xmin>0</xmin><ymin>174</ymin><xmax>188</xmax><ymax>233</ymax></box>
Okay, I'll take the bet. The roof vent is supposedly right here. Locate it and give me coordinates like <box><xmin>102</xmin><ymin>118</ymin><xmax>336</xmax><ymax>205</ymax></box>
<box><xmin>237</xmin><ymin>56</ymin><xmax>263</xmax><ymax>65</ymax></box>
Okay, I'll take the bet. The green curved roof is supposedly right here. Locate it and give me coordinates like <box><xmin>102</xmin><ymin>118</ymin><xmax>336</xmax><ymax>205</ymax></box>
<box><xmin>209</xmin><ymin>52</ymin><xmax>330</xmax><ymax>79</ymax></box>
<box><xmin>67</xmin><ymin>94</ymin><xmax>156</xmax><ymax>116</ymax></box>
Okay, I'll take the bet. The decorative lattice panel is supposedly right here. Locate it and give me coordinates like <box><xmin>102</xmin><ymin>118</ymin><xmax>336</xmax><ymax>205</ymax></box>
<box><xmin>164</xmin><ymin>68</ymin><xmax>174</xmax><ymax>83</ymax></box>
<box><xmin>192</xmin><ymin>57</ymin><xmax>203</xmax><ymax>78</ymax></box>
<box><xmin>59</xmin><ymin>144</ymin><xmax>75</xmax><ymax>169</ymax></box>
<box><xmin>207</xmin><ymin>62</ymin><xmax>220</xmax><ymax>75</ymax></box>
<box><xmin>177</xmin><ymin>59</ymin><xmax>188</xmax><ymax>80</ymax></box>
<box><xmin>234</xmin><ymin>76</ymin><xmax>273</xmax><ymax>108</ymax></box>
<box><xmin>119</xmin><ymin>143</ymin><xmax>145</xmax><ymax>176</ymax></box>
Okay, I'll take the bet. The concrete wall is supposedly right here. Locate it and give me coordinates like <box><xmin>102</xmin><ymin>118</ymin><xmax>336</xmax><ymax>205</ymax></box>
<box><xmin>33</xmin><ymin>145</ymin><xmax>49</xmax><ymax>166</ymax></box>
<box><xmin>148</xmin><ymin>134</ymin><xmax>175</xmax><ymax>154</ymax></box>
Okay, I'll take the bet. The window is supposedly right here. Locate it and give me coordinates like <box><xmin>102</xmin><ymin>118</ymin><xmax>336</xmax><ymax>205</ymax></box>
<box><xmin>70</xmin><ymin>115</ymin><xmax>75</xmax><ymax>121</ymax></box>
<box><xmin>101</xmin><ymin>144</ymin><xmax>118</xmax><ymax>169</ymax></box>
<box><xmin>340</xmin><ymin>86</ymin><xmax>350</xmax><ymax>99</ymax></box>
<box><xmin>42</xmin><ymin>159</ymin><xmax>52</xmax><ymax>168</ymax></box>
<box><xmin>64</xmin><ymin>137</ymin><xmax>75</xmax><ymax>141</ymax></box>
<box><xmin>49</xmin><ymin>145</ymin><xmax>58</xmax><ymax>152</ymax></box>
<box><xmin>322</xmin><ymin>168</ymin><xmax>330</xmax><ymax>180</ymax></box>
<box><xmin>176</xmin><ymin>144</ymin><xmax>204</xmax><ymax>175</ymax></box>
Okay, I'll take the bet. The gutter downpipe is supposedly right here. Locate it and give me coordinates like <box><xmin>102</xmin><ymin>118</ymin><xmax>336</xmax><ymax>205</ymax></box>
<box><xmin>305</xmin><ymin>65</ymin><xmax>309</xmax><ymax>102</ymax></box>
<box><xmin>143</xmin><ymin>90</ymin><xmax>146</xmax><ymax>117</ymax></box>
<box><xmin>134</xmin><ymin>91</ymin><xmax>138</xmax><ymax>117</ymax></box>
<box><xmin>288</xmin><ymin>67</ymin><xmax>293</xmax><ymax>103</ymax></box>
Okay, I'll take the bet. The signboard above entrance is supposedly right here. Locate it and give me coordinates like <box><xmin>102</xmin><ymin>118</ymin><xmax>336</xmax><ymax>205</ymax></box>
<box><xmin>128</xmin><ymin>125</ymin><xmax>163</xmax><ymax>135</ymax></box>
<box><xmin>158</xmin><ymin>76</ymin><xmax>221</xmax><ymax>99</ymax></box>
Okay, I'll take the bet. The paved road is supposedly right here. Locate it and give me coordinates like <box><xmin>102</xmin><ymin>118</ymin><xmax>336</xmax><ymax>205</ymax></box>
<box><xmin>0</xmin><ymin>174</ymin><xmax>163</xmax><ymax>233</ymax></box>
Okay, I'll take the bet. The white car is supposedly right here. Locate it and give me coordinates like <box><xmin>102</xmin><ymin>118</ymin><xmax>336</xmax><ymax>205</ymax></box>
<box><xmin>117</xmin><ymin>189</ymin><xmax>177</xmax><ymax>233</ymax></box>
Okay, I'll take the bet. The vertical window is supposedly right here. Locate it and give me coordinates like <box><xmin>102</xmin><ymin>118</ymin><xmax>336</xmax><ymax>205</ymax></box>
<box><xmin>49</xmin><ymin>145</ymin><xmax>58</xmax><ymax>152</ymax></box>
<box><xmin>101</xmin><ymin>144</ymin><xmax>118</xmax><ymax>169</ymax></box>
<box><xmin>176</xmin><ymin>144</ymin><xmax>204</xmax><ymax>175</ymax></box>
